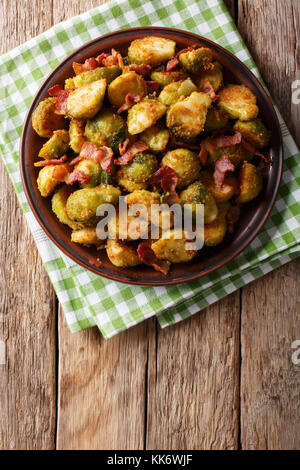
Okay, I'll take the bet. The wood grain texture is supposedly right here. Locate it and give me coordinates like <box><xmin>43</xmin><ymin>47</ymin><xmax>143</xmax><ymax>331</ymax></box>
<box><xmin>56</xmin><ymin>306</ymin><xmax>152</xmax><ymax>450</ymax></box>
<box><xmin>238</xmin><ymin>0</ymin><xmax>300</xmax><ymax>450</ymax></box>
<box><xmin>146</xmin><ymin>294</ymin><xmax>241</xmax><ymax>450</ymax></box>
<box><xmin>0</xmin><ymin>0</ymin><xmax>57</xmax><ymax>450</ymax></box>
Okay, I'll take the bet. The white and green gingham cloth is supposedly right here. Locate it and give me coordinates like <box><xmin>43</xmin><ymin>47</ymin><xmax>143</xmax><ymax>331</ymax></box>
<box><xmin>0</xmin><ymin>0</ymin><xmax>299</xmax><ymax>339</ymax></box>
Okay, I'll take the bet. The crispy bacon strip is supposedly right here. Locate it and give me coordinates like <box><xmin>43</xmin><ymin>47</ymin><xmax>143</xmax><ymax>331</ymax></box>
<box><xmin>137</xmin><ymin>242</ymin><xmax>170</xmax><ymax>275</ymax></box>
<box><xmin>34</xmin><ymin>155</ymin><xmax>68</xmax><ymax>167</ymax></box>
<box><xmin>69</xmin><ymin>155</ymin><xmax>81</xmax><ymax>166</ymax></box>
<box><xmin>73</xmin><ymin>58</ymin><xmax>99</xmax><ymax>75</ymax></box>
<box><xmin>166</xmin><ymin>57</ymin><xmax>179</xmax><ymax>72</ymax></box>
<box><xmin>101</xmin><ymin>48</ymin><xmax>124</xmax><ymax>67</ymax></box>
<box><xmin>213</xmin><ymin>154</ymin><xmax>235</xmax><ymax>190</ymax></box>
<box><xmin>48</xmin><ymin>84</ymin><xmax>63</xmax><ymax>97</ymax></box>
<box><xmin>52</xmin><ymin>164</ymin><xmax>71</xmax><ymax>182</ymax></box>
<box><xmin>66</xmin><ymin>169</ymin><xmax>91</xmax><ymax>185</ymax></box>
<box><xmin>128</xmin><ymin>63</ymin><xmax>152</xmax><ymax>76</ymax></box>
<box><xmin>55</xmin><ymin>89</ymin><xmax>72</xmax><ymax>115</ymax></box>
<box><xmin>79</xmin><ymin>142</ymin><xmax>114</xmax><ymax>173</ymax></box>
<box><xmin>227</xmin><ymin>205</ymin><xmax>240</xmax><ymax>233</ymax></box>
<box><xmin>114</xmin><ymin>140</ymin><xmax>149</xmax><ymax>165</ymax></box>
<box><xmin>241</xmin><ymin>138</ymin><xmax>270</xmax><ymax>163</ymax></box>
<box><xmin>96</xmin><ymin>52</ymin><xmax>110</xmax><ymax>66</ymax></box>
<box><xmin>117</xmin><ymin>93</ymin><xmax>143</xmax><ymax>114</ymax></box>
<box><xmin>149</xmin><ymin>166</ymin><xmax>178</xmax><ymax>193</ymax></box>
<box><xmin>199</xmin><ymin>79</ymin><xmax>219</xmax><ymax>102</ymax></box>
<box><xmin>146</xmin><ymin>80</ymin><xmax>159</xmax><ymax>92</ymax></box>
<box><xmin>202</xmin><ymin>131</ymin><xmax>242</xmax><ymax>154</ymax></box>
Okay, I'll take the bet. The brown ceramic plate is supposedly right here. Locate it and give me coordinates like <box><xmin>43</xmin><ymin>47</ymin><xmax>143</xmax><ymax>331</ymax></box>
<box><xmin>20</xmin><ymin>27</ymin><xmax>283</xmax><ymax>286</ymax></box>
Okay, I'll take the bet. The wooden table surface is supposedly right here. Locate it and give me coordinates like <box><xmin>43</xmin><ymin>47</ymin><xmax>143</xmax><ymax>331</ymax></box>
<box><xmin>0</xmin><ymin>0</ymin><xmax>299</xmax><ymax>450</ymax></box>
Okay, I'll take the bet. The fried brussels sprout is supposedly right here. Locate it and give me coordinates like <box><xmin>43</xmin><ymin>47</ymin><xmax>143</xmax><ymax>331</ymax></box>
<box><xmin>66</xmin><ymin>184</ymin><xmax>121</xmax><ymax>225</ymax></box>
<box><xmin>71</xmin><ymin>227</ymin><xmax>105</xmax><ymax>248</ymax></box>
<box><xmin>218</xmin><ymin>84</ymin><xmax>259</xmax><ymax>121</ymax></box>
<box><xmin>38</xmin><ymin>129</ymin><xmax>69</xmax><ymax>159</ymax></box>
<box><xmin>236</xmin><ymin>162</ymin><xmax>262</xmax><ymax>203</ymax></box>
<box><xmin>210</xmin><ymin>144</ymin><xmax>254</xmax><ymax>166</ymax></box>
<box><xmin>65</xmin><ymin>78</ymin><xmax>75</xmax><ymax>90</ymax></box>
<box><xmin>180</xmin><ymin>181</ymin><xmax>218</xmax><ymax>223</ymax></box>
<box><xmin>161</xmin><ymin>148</ymin><xmax>201</xmax><ymax>188</ymax></box>
<box><xmin>204</xmin><ymin>107</ymin><xmax>229</xmax><ymax>133</ymax></box>
<box><xmin>193</xmin><ymin>61</ymin><xmax>223</xmax><ymax>91</ymax></box>
<box><xmin>128</xmin><ymin>36</ymin><xmax>176</xmax><ymax>67</ymax></box>
<box><xmin>74</xmin><ymin>159</ymin><xmax>102</xmax><ymax>188</ymax></box>
<box><xmin>140</xmin><ymin>124</ymin><xmax>169</xmax><ymax>152</ymax></box>
<box><xmin>106</xmin><ymin>239</ymin><xmax>141</xmax><ymax>267</ymax></box>
<box><xmin>52</xmin><ymin>186</ymin><xmax>84</xmax><ymax>230</ymax></box>
<box><xmin>166</xmin><ymin>92</ymin><xmax>211</xmax><ymax>141</ymax></box>
<box><xmin>199</xmin><ymin>170</ymin><xmax>238</xmax><ymax>203</ymax></box>
<box><xmin>108</xmin><ymin>211</ymin><xmax>149</xmax><ymax>241</ymax></box>
<box><xmin>150</xmin><ymin>70</ymin><xmax>187</xmax><ymax>88</ymax></box>
<box><xmin>107</xmin><ymin>71</ymin><xmax>147</xmax><ymax>107</ymax></box>
<box><xmin>69</xmin><ymin>119</ymin><xmax>86</xmax><ymax>153</ymax></box>
<box><xmin>151</xmin><ymin>229</ymin><xmax>197</xmax><ymax>263</ymax></box>
<box><xmin>116</xmin><ymin>168</ymin><xmax>147</xmax><ymax>192</ymax></box>
<box><xmin>37</xmin><ymin>164</ymin><xmax>66</xmax><ymax>197</ymax></box>
<box><xmin>233</xmin><ymin>118</ymin><xmax>269</xmax><ymax>149</ymax></box>
<box><xmin>73</xmin><ymin>65</ymin><xmax>120</xmax><ymax>88</ymax></box>
<box><xmin>204</xmin><ymin>202</ymin><xmax>230</xmax><ymax>246</ymax></box>
<box><xmin>100</xmin><ymin>170</ymin><xmax>114</xmax><ymax>185</ymax></box>
<box><xmin>127</xmin><ymin>98</ymin><xmax>167</xmax><ymax>135</ymax></box>
<box><xmin>84</xmin><ymin>109</ymin><xmax>126</xmax><ymax>150</ymax></box>
<box><xmin>158</xmin><ymin>78</ymin><xmax>198</xmax><ymax>106</ymax></box>
<box><xmin>126</xmin><ymin>189</ymin><xmax>160</xmax><ymax>214</ymax></box>
<box><xmin>32</xmin><ymin>97</ymin><xmax>65</xmax><ymax>138</ymax></box>
<box><xmin>179</xmin><ymin>47</ymin><xmax>213</xmax><ymax>74</ymax></box>
<box><xmin>122</xmin><ymin>153</ymin><xmax>158</xmax><ymax>183</ymax></box>
<box><xmin>66</xmin><ymin>79</ymin><xmax>106</xmax><ymax>120</ymax></box>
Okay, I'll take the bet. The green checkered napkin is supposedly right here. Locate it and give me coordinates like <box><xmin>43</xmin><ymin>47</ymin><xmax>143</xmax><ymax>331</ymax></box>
<box><xmin>0</xmin><ymin>0</ymin><xmax>299</xmax><ymax>339</ymax></box>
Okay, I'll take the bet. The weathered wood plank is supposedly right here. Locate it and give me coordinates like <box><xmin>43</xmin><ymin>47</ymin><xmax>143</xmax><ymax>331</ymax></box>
<box><xmin>238</xmin><ymin>0</ymin><xmax>300</xmax><ymax>450</ymax></box>
<box><xmin>146</xmin><ymin>294</ymin><xmax>241</xmax><ymax>450</ymax></box>
<box><xmin>56</xmin><ymin>306</ymin><xmax>152</xmax><ymax>450</ymax></box>
<box><xmin>0</xmin><ymin>0</ymin><xmax>57</xmax><ymax>449</ymax></box>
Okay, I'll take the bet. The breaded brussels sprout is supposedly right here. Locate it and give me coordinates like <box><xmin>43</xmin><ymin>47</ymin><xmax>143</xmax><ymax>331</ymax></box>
<box><xmin>180</xmin><ymin>181</ymin><xmax>218</xmax><ymax>224</ymax></box>
<box><xmin>204</xmin><ymin>202</ymin><xmax>230</xmax><ymax>246</ymax></box>
<box><xmin>38</xmin><ymin>129</ymin><xmax>69</xmax><ymax>159</ymax></box>
<box><xmin>128</xmin><ymin>36</ymin><xmax>176</xmax><ymax>67</ymax></box>
<box><xmin>127</xmin><ymin>98</ymin><xmax>167</xmax><ymax>135</ymax></box>
<box><xmin>32</xmin><ymin>97</ymin><xmax>65</xmax><ymax>138</ymax></box>
<box><xmin>236</xmin><ymin>162</ymin><xmax>262</xmax><ymax>203</ymax></box>
<box><xmin>84</xmin><ymin>109</ymin><xmax>126</xmax><ymax>151</ymax></box>
<box><xmin>107</xmin><ymin>71</ymin><xmax>147</xmax><ymax>107</ymax></box>
<box><xmin>74</xmin><ymin>159</ymin><xmax>102</xmax><ymax>188</ymax></box>
<box><xmin>218</xmin><ymin>84</ymin><xmax>259</xmax><ymax>121</ymax></box>
<box><xmin>140</xmin><ymin>124</ymin><xmax>169</xmax><ymax>152</ymax></box>
<box><xmin>193</xmin><ymin>61</ymin><xmax>223</xmax><ymax>91</ymax></box>
<box><xmin>52</xmin><ymin>186</ymin><xmax>84</xmax><ymax>230</ymax></box>
<box><xmin>179</xmin><ymin>47</ymin><xmax>213</xmax><ymax>74</ymax></box>
<box><xmin>37</xmin><ymin>164</ymin><xmax>66</xmax><ymax>197</ymax></box>
<box><xmin>108</xmin><ymin>211</ymin><xmax>149</xmax><ymax>241</ymax></box>
<box><xmin>122</xmin><ymin>153</ymin><xmax>158</xmax><ymax>183</ymax></box>
<box><xmin>151</xmin><ymin>229</ymin><xmax>198</xmax><ymax>263</ymax></box>
<box><xmin>204</xmin><ymin>108</ymin><xmax>229</xmax><ymax>133</ymax></box>
<box><xmin>65</xmin><ymin>78</ymin><xmax>75</xmax><ymax>90</ymax></box>
<box><xmin>73</xmin><ymin>65</ymin><xmax>120</xmax><ymax>88</ymax></box>
<box><xmin>150</xmin><ymin>70</ymin><xmax>187</xmax><ymax>88</ymax></box>
<box><xmin>233</xmin><ymin>118</ymin><xmax>269</xmax><ymax>149</ymax></box>
<box><xmin>71</xmin><ymin>227</ymin><xmax>105</xmax><ymax>247</ymax></box>
<box><xmin>158</xmin><ymin>78</ymin><xmax>198</xmax><ymax>106</ymax></box>
<box><xmin>126</xmin><ymin>190</ymin><xmax>161</xmax><ymax>214</ymax></box>
<box><xmin>161</xmin><ymin>149</ymin><xmax>201</xmax><ymax>188</ymax></box>
<box><xmin>66</xmin><ymin>79</ymin><xmax>106</xmax><ymax>120</ymax></box>
<box><xmin>210</xmin><ymin>144</ymin><xmax>254</xmax><ymax>167</ymax></box>
<box><xmin>166</xmin><ymin>92</ymin><xmax>211</xmax><ymax>141</ymax></box>
<box><xmin>66</xmin><ymin>184</ymin><xmax>121</xmax><ymax>225</ymax></box>
<box><xmin>116</xmin><ymin>168</ymin><xmax>147</xmax><ymax>192</ymax></box>
<box><xmin>69</xmin><ymin>119</ymin><xmax>86</xmax><ymax>153</ymax></box>
<box><xmin>199</xmin><ymin>170</ymin><xmax>238</xmax><ymax>203</ymax></box>
<box><xmin>106</xmin><ymin>239</ymin><xmax>141</xmax><ymax>268</ymax></box>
